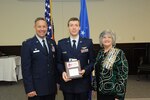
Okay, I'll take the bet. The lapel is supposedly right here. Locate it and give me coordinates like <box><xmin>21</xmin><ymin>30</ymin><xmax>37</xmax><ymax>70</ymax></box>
<box><xmin>65</xmin><ymin>37</ymin><xmax>73</xmax><ymax>55</ymax></box>
<box><xmin>65</xmin><ymin>37</ymin><xmax>84</xmax><ymax>58</ymax></box>
<box><xmin>76</xmin><ymin>37</ymin><xmax>83</xmax><ymax>54</ymax></box>
<box><xmin>46</xmin><ymin>38</ymin><xmax>53</xmax><ymax>55</ymax></box>
<box><xmin>33</xmin><ymin>36</ymin><xmax>48</xmax><ymax>56</ymax></box>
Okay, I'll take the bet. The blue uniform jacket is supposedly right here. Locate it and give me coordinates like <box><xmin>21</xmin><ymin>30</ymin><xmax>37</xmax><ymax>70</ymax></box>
<box><xmin>21</xmin><ymin>36</ymin><xmax>57</xmax><ymax>96</ymax></box>
<box><xmin>57</xmin><ymin>37</ymin><xmax>95</xmax><ymax>93</ymax></box>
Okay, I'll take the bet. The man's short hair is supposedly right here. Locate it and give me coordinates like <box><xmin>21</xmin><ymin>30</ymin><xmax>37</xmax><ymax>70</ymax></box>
<box><xmin>34</xmin><ymin>17</ymin><xmax>47</xmax><ymax>24</ymax></box>
<box><xmin>67</xmin><ymin>17</ymin><xmax>80</xmax><ymax>27</ymax></box>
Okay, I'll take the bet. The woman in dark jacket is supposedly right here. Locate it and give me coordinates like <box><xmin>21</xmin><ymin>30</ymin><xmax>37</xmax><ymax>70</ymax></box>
<box><xmin>92</xmin><ymin>29</ymin><xmax>128</xmax><ymax>100</ymax></box>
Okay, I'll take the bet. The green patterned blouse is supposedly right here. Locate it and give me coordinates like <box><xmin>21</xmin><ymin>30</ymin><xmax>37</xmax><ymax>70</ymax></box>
<box><xmin>92</xmin><ymin>48</ymin><xmax>128</xmax><ymax>100</ymax></box>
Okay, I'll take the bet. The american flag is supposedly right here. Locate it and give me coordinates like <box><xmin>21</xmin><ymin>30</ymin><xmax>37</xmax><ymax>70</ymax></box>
<box><xmin>45</xmin><ymin>0</ymin><xmax>54</xmax><ymax>40</ymax></box>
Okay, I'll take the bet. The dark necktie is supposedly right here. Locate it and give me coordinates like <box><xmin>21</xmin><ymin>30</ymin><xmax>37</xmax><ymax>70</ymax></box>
<box><xmin>42</xmin><ymin>39</ymin><xmax>48</xmax><ymax>54</ymax></box>
<box><xmin>72</xmin><ymin>40</ymin><xmax>76</xmax><ymax>50</ymax></box>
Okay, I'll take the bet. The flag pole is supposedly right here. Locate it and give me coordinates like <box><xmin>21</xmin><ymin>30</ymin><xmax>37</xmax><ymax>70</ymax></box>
<box><xmin>50</xmin><ymin>0</ymin><xmax>54</xmax><ymax>39</ymax></box>
<box><xmin>50</xmin><ymin>0</ymin><xmax>52</xmax><ymax>19</ymax></box>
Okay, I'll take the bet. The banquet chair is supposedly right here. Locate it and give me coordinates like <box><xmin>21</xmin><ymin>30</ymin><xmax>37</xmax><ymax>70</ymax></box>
<box><xmin>137</xmin><ymin>56</ymin><xmax>150</xmax><ymax>80</ymax></box>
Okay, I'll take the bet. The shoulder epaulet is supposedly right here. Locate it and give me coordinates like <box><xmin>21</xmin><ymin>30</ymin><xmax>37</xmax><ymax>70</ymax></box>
<box><xmin>58</xmin><ymin>38</ymin><xmax>68</xmax><ymax>42</ymax></box>
<box><xmin>22</xmin><ymin>36</ymin><xmax>34</xmax><ymax>44</ymax></box>
<box><xmin>26</xmin><ymin>37</ymin><xmax>32</xmax><ymax>41</ymax></box>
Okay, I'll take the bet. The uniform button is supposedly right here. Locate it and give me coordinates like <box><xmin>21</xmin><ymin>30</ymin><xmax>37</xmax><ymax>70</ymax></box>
<box><xmin>48</xmin><ymin>71</ymin><xmax>50</xmax><ymax>73</ymax></box>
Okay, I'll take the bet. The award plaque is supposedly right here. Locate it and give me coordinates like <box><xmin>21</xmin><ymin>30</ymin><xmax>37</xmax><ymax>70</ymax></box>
<box><xmin>65</xmin><ymin>60</ymin><xmax>82</xmax><ymax>79</ymax></box>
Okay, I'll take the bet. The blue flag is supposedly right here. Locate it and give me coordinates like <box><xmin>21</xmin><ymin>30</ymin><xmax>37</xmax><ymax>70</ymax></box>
<box><xmin>79</xmin><ymin>0</ymin><xmax>90</xmax><ymax>38</ymax></box>
<box><xmin>45</xmin><ymin>0</ymin><xmax>54</xmax><ymax>40</ymax></box>
<box><xmin>80</xmin><ymin>1</ymin><xmax>91</xmax><ymax>100</ymax></box>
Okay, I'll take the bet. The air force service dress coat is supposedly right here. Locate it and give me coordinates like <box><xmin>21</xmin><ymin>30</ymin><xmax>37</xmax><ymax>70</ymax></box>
<box><xmin>57</xmin><ymin>37</ymin><xmax>95</xmax><ymax>93</ymax></box>
<box><xmin>21</xmin><ymin>36</ymin><xmax>57</xmax><ymax>96</ymax></box>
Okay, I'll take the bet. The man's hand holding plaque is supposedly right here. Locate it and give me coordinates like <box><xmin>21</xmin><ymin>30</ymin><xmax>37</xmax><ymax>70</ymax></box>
<box><xmin>64</xmin><ymin>60</ymin><xmax>83</xmax><ymax>79</ymax></box>
<box><xmin>62</xmin><ymin>72</ymin><xmax>72</xmax><ymax>82</ymax></box>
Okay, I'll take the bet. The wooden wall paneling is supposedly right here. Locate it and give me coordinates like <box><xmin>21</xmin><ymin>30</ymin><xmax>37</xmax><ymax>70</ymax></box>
<box><xmin>0</xmin><ymin>43</ymin><xmax>150</xmax><ymax>75</ymax></box>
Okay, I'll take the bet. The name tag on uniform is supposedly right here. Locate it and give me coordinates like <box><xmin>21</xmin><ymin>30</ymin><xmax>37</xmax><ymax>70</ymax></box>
<box><xmin>62</xmin><ymin>51</ymin><xmax>67</xmax><ymax>54</ymax></box>
<box><xmin>33</xmin><ymin>50</ymin><xmax>40</xmax><ymax>53</ymax></box>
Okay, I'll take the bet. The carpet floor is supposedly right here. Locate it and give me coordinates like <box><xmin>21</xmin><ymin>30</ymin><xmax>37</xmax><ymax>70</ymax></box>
<box><xmin>0</xmin><ymin>75</ymin><xmax>150</xmax><ymax>100</ymax></box>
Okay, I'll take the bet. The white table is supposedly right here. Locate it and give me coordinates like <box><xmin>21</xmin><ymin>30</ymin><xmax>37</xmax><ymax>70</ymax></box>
<box><xmin>0</xmin><ymin>56</ymin><xmax>22</xmax><ymax>82</ymax></box>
